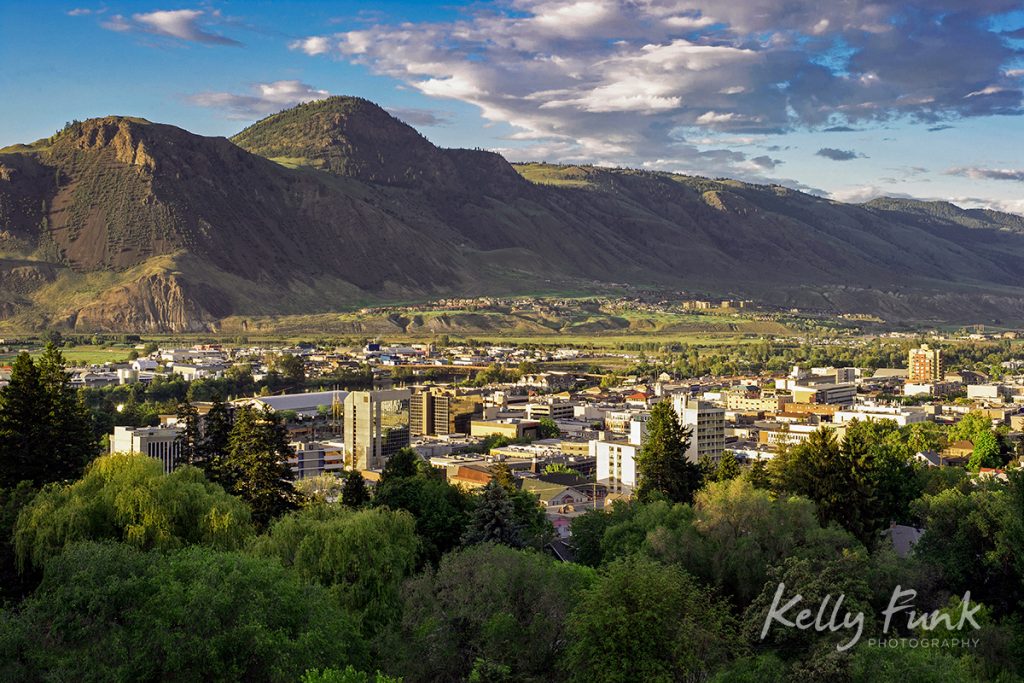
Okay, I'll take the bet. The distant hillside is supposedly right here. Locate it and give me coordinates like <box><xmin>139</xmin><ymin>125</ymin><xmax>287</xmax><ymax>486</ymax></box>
<box><xmin>2</xmin><ymin>96</ymin><xmax>1024</xmax><ymax>332</ymax></box>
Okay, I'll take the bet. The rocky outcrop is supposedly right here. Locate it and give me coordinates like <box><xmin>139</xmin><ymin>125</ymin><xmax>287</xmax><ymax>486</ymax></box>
<box><xmin>72</xmin><ymin>273</ymin><xmax>222</xmax><ymax>332</ymax></box>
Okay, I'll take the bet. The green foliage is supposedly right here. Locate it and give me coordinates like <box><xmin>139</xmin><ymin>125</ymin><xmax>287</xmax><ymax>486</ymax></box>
<box><xmin>0</xmin><ymin>482</ymin><xmax>37</xmax><ymax>602</ymax></box>
<box><xmin>537</xmin><ymin>417</ymin><xmax>560</xmax><ymax>439</ymax></box>
<box><xmin>174</xmin><ymin>399</ymin><xmax>201</xmax><ymax>467</ymax></box>
<box><xmin>217</xmin><ymin>405</ymin><xmax>300</xmax><ymax>529</ymax></box>
<box><xmin>342</xmin><ymin>469</ymin><xmax>371</xmax><ymax>508</ymax></box>
<box><xmin>374</xmin><ymin>469</ymin><xmax>472</xmax><ymax>566</ymax></box>
<box><xmin>14</xmin><ymin>454</ymin><xmax>253</xmax><ymax>571</ymax></box>
<box><xmin>969</xmin><ymin>430</ymin><xmax>1002</xmax><ymax>471</ymax></box>
<box><xmin>565</xmin><ymin>554</ymin><xmax>740</xmax><ymax>683</ymax></box>
<box><xmin>635</xmin><ymin>400</ymin><xmax>701</xmax><ymax>504</ymax></box>
<box><xmin>0</xmin><ymin>346</ymin><xmax>97</xmax><ymax>488</ymax></box>
<box><xmin>252</xmin><ymin>505</ymin><xmax>419</xmax><ymax>633</ymax></box>
<box><xmin>653</xmin><ymin>478</ymin><xmax>861</xmax><ymax>607</ymax></box>
<box><xmin>386</xmin><ymin>543</ymin><xmax>593</xmax><ymax>683</ymax></box>
<box><xmin>380</xmin><ymin>447</ymin><xmax>419</xmax><ymax>484</ymax></box>
<box><xmin>302</xmin><ymin>668</ymin><xmax>401</xmax><ymax>683</ymax></box>
<box><xmin>542</xmin><ymin>462</ymin><xmax>580</xmax><ymax>476</ymax></box>
<box><xmin>2</xmin><ymin>541</ymin><xmax>366</xmax><ymax>682</ymax></box>
<box><xmin>463</xmin><ymin>480</ymin><xmax>523</xmax><ymax>548</ymax></box>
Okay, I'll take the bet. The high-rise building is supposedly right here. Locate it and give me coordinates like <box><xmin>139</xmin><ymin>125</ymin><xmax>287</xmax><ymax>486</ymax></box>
<box><xmin>343</xmin><ymin>389</ymin><xmax>411</xmax><ymax>470</ymax></box>
<box><xmin>908</xmin><ymin>344</ymin><xmax>943</xmax><ymax>382</ymax></box>
<box><xmin>671</xmin><ymin>394</ymin><xmax>725</xmax><ymax>463</ymax></box>
<box><xmin>409</xmin><ymin>387</ymin><xmax>482</xmax><ymax>437</ymax></box>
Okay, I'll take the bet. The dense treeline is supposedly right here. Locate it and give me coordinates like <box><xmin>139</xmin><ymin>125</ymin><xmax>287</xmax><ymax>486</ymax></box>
<box><xmin>2</xmin><ymin>353</ymin><xmax>1024</xmax><ymax>680</ymax></box>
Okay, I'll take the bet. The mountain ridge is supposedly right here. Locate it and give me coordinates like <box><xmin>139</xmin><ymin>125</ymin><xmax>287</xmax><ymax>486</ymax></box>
<box><xmin>2</xmin><ymin>97</ymin><xmax>1024</xmax><ymax>332</ymax></box>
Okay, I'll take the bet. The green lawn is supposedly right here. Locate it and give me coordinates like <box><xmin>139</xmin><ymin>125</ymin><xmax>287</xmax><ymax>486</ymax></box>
<box><xmin>0</xmin><ymin>347</ymin><xmax>135</xmax><ymax>366</ymax></box>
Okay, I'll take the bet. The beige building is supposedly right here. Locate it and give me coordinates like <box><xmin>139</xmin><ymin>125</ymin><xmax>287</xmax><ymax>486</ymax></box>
<box><xmin>343</xmin><ymin>389</ymin><xmax>411</xmax><ymax>471</ymax></box>
<box><xmin>110</xmin><ymin>426</ymin><xmax>182</xmax><ymax>474</ymax></box>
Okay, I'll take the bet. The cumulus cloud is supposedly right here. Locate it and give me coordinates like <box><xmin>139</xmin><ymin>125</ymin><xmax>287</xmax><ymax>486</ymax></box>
<box><xmin>67</xmin><ymin>7</ymin><xmax>105</xmax><ymax>16</ymax></box>
<box><xmin>816</xmin><ymin>147</ymin><xmax>865</xmax><ymax>161</ymax></box>
<box><xmin>947</xmin><ymin>167</ymin><xmax>1024</xmax><ymax>182</ymax></box>
<box><xmin>385</xmin><ymin>107</ymin><xmax>453</xmax><ymax>127</ymax></box>
<box><xmin>101</xmin><ymin>9</ymin><xmax>241</xmax><ymax>45</ymax></box>
<box><xmin>286</xmin><ymin>0</ymin><xmax>1023</xmax><ymax>178</ymax></box>
<box><xmin>187</xmin><ymin>80</ymin><xmax>329</xmax><ymax>118</ymax></box>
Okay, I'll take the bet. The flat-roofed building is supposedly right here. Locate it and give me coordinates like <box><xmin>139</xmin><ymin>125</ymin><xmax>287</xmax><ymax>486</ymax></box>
<box><xmin>110</xmin><ymin>426</ymin><xmax>182</xmax><ymax>474</ymax></box>
<box><xmin>672</xmin><ymin>394</ymin><xmax>725</xmax><ymax>463</ymax></box>
<box><xmin>409</xmin><ymin>387</ymin><xmax>482</xmax><ymax>437</ymax></box>
<box><xmin>343</xmin><ymin>389</ymin><xmax>411</xmax><ymax>471</ymax></box>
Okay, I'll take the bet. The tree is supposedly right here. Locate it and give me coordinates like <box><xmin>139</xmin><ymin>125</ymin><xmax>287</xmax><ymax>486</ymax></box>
<box><xmin>537</xmin><ymin>417</ymin><xmax>560</xmax><ymax>439</ymax></box>
<box><xmin>175</xmin><ymin>400</ymin><xmax>202</xmax><ymax>466</ymax></box>
<box><xmin>462</xmin><ymin>480</ymin><xmax>523</xmax><ymax>548</ymax></box>
<box><xmin>0</xmin><ymin>347</ymin><xmax>97</xmax><ymax>488</ymax></box>
<box><xmin>220</xmin><ymin>406</ymin><xmax>300</xmax><ymax>529</ymax></box>
<box><xmin>565</xmin><ymin>555</ymin><xmax>739</xmax><ymax>683</ymax></box>
<box><xmin>2</xmin><ymin>541</ymin><xmax>367</xmax><ymax>682</ymax></box>
<box><xmin>634</xmin><ymin>400</ymin><xmax>701</xmax><ymax>504</ymax></box>
<box><xmin>490</xmin><ymin>462</ymin><xmax>516</xmax><ymax>489</ymax></box>
<box><xmin>715</xmin><ymin>450</ymin><xmax>741</xmax><ymax>482</ymax></box>
<box><xmin>386</xmin><ymin>543</ymin><xmax>593</xmax><ymax>683</ymax></box>
<box><xmin>14</xmin><ymin>454</ymin><xmax>253</xmax><ymax>571</ymax></box>
<box><xmin>302</xmin><ymin>668</ymin><xmax>401</xmax><ymax>683</ymax></box>
<box><xmin>745</xmin><ymin>459</ymin><xmax>770</xmax><ymax>490</ymax></box>
<box><xmin>970</xmin><ymin>430</ymin><xmax>1002</xmax><ymax>471</ymax></box>
<box><xmin>200</xmin><ymin>394</ymin><xmax>233</xmax><ymax>481</ymax></box>
<box><xmin>252</xmin><ymin>505</ymin><xmax>419</xmax><ymax>634</ymax></box>
<box><xmin>374</xmin><ymin>473</ymin><xmax>473</xmax><ymax>566</ymax></box>
<box><xmin>342</xmin><ymin>470</ymin><xmax>370</xmax><ymax>508</ymax></box>
<box><xmin>380</xmin><ymin>447</ymin><xmax>419</xmax><ymax>484</ymax></box>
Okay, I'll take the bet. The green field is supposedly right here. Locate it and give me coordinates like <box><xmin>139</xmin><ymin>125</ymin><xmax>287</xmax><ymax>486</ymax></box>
<box><xmin>0</xmin><ymin>347</ymin><xmax>134</xmax><ymax>366</ymax></box>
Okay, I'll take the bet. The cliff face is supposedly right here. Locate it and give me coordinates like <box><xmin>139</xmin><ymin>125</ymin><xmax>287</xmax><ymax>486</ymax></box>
<box><xmin>1</xmin><ymin>98</ymin><xmax>1024</xmax><ymax>331</ymax></box>
<box><xmin>71</xmin><ymin>273</ymin><xmax>223</xmax><ymax>333</ymax></box>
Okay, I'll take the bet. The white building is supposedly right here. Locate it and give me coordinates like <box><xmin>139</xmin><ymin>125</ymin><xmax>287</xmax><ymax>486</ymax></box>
<box><xmin>591</xmin><ymin>416</ymin><xmax>647</xmax><ymax>487</ymax></box>
<box><xmin>834</xmin><ymin>404</ymin><xmax>928</xmax><ymax>427</ymax></box>
<box><xmin>110</xmin><ymin>426</ymin><xmax>182</xmax><ymax>474</ymax></box>
<box><xmin>672</xmin><ymin>394</ymin><xmax>726</xmax><ymax>463</ymax></box>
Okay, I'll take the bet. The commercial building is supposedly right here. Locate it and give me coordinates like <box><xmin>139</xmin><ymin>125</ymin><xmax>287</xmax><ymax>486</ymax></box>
<box><xmin>525</xmin><ymin>400</ymin><xmax>577</xmax><ymax>422</ymax></box>
<box><xmin>110</xmin><ymin>426</ymin><xmax>182</xmax><ymax>474</ymax></box>
<box><xmin>908</xmin><ymin>344</ymin><xmax>943</xmax><ymax>382</ymax></box>
<box><xmin>343</xmin><ymin>389</ymin><xmax>411</xmax><ymax>471</ymax></box>
<box><xmin>288</xmin><ymin>440</ymin><xmax>346</xmax><ymax>479</ymax></box>
<box><xmin>672</xmin><ymin>394</ymin><xmax>725</xmax><ymax>463</ymax></box>
<box><xmin>469</xmin><ymin>418</ymin><xmax>540</xmax><ymax>441</ymax></box>
<box><xmin>409</xmin><ymin>387</ymin><xmax>482</xmax><ymax>437</ymax></box>
<box><xmin>591</xmin><ymin>416</ymin><xmax>646</xmax><ymax>488</ymax></box>
<box><xmin>833</xmin><ymin>404</ymin><xmax>927</xmax><ymax>426</ymax></box>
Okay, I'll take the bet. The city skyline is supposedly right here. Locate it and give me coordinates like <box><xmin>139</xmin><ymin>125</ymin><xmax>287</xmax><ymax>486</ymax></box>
<box><xmin>2</xmin><ymin>1</ymin><xmax>1023</xmax><ymax>213</ymax></box>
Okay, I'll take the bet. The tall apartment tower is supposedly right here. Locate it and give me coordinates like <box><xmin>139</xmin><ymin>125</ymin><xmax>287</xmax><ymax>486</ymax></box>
<box><xmin>343</xmin><ymin>389</ymin><xmax>411</xmax><ymax>471</ymax></box>
<box><xmin>908</xmin><ymin>344</ymin><xmax>943</xmax><ymax>382</ymax></box>
<box><xmin>409</xmin><ymin>387</ymin><xmax>482</xmax><ymax>437</ymax></box>
<box><xmin>671</xmin><ymin>394</ymin><xmax>726</xmax><ymax>464</ymax></box>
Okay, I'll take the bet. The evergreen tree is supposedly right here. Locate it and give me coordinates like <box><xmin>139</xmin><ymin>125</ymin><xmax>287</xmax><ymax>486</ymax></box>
<box><xmin>222</xmin><ymin>406</ymin><xmax>299</xmax><ymax>529</ymax></box>
<box><xmin>462</xmin><ymin>480</ymin><xmax>522</xmax><ymax>548</ymax></box>
<box><xmin>341</xmin><ymin>469</ymin><xmax>370</xmax><ymax>508</ymax></box>
<box><xmin>490</xmin><ymin>461</ymin><xmax>516</xmax><ymax>489</ymax></box>
<box><xmin>634</xmin><ymin>400</ymin><xmax>701</xmax><ymax>504</ymax></box>
<box><xmin>0</xmin><ymin>347</ymin><xmax>96</xmax><ymax>488</ymax></box>
<box><xmin>199</xmin><ymin>394</ymin><xmax>233</xmax><ymax>483</ymax></box>
<box><xmin>715</xmin><ymin>450</ymin><xmax>741</xmax><ymax>482</ymax></box>
<box><xmin>174</xmin><ymin>400</ymin><xmax>201</xmax><ymax>467</ymax></box>
<box><xmin>746</xmin><ymin>459</ymin><xmax>771</xmax><ymax>490</ymax></box>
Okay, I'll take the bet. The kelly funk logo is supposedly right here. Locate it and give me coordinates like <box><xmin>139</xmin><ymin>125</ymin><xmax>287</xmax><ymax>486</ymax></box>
<box><xmin>761</xmin><ymin>583</ymin><xmax>983</xmax><ymax>652</ymax></box>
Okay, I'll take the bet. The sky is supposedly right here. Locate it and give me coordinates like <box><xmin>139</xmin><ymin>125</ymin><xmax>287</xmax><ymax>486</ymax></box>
<box><xmin>1</xmin><ymin>1</ymin><xmax>1023</xmax><ymax>213</ymax></box>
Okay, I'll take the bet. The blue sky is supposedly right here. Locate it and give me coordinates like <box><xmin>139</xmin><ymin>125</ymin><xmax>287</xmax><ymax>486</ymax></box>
<box><xmin>2</xmin><ymin>1</ymin><xmax>1022</xmax><ymax>212</ymax></box>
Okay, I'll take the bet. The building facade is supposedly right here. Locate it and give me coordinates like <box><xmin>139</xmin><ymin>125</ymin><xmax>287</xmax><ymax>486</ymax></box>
<box><xmin>343</xmin><ymin>389</ymin><xmax>411</xmax><ymax>471</ymax></box>
<box><xmin>908</xmin><ymin>344</ymin><xmax>943</xmax><ymax>383</ymax></box>
<box><xmin>409</xmin><ymin>387</ymin><xmax>482</xmax><ymax>437</ymax></box>
<box><xmin>110</xmin><ymin>426</ymin><xmax>182</xmax><ymax>474</ymax></box>
<box><xmin>671</xmin><ymin>394</ymin><xmax>726</xmax><ymax>463</ymax></box>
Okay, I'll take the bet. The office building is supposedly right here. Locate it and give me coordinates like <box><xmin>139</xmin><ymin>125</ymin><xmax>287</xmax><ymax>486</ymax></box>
<box><xmin>409</xmin><ymin>387</ymin><xmax>482</xmax><ymax>437</ymax></box>
<box><xmin>343</xmin><ymin>389</ymin><xmax>411</xmax><ymax>470</ymax></box>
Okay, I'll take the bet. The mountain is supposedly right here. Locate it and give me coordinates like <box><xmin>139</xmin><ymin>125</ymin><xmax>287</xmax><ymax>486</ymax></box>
<box><xmin>2</xmin><ymin>96</ymin><xmax>1024</xmax><ymax>332</ymax></box>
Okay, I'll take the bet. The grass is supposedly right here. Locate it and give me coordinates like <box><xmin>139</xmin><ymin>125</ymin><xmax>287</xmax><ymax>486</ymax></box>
<box><xmin>0</xmin><ymin>347</ymin><xmax>133</xmax><ymax>366</ymax></box>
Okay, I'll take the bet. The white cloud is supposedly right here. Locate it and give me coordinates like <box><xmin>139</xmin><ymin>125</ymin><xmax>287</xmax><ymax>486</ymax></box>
<box><xmin>187</xmin><ymin>80</ymin><xmax>329</xmax><ymax>118</ymax></box>
<box><xmin>289</xmin><ymin>36</ymin><xmax>332</xmax><ymax>56</ymax></box>
<box><xmin>101</xmin><ymin>8</ymin><xmax>241</xmax><ymax>45</ymax></box>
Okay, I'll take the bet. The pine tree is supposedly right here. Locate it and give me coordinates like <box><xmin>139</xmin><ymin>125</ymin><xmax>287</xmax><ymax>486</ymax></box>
<box><xmin>634</xmin><ymin>400</ymin><xmax>701</xmax><ymax>504</ymax></box>
<box><xmin>490</xmin><ymin>462</ymin><xmax>516</xmax><ymax>490</ymax></box>
<box><xmin>175</xmin><ymin>401</ymin><xmax>201</xmax><ymax>467</ymax></box>
<box><xmin>341</xmin><ymin>469</ymin><xmax>370</xmax><ymax>508</ymax></box>
<box><xmin>715</xmin><ymin>450</ymin><xmax>741</xmax><ymax>482</ymax></box>
<box><xmin>200</xmin><ymin>395</ymin><xmax>233</xmax><ymax>484</ymax></box>
<box><xmin>223</xmin><ymin>406</ymin><xmax>299</xmax><ymax>529</ymax></box>
<box><xmin>746</xmin><ymin>459</ymin><xmax>770</xmax><ymax>490</ymax></box>
<box><xmin>462</xmin><ymin>480</ymin><xmax>522</xmax><ymax>548</ymax></box>
<box><xmin>0</xmin><ymin>347</ymin><xmax>96</xmax><ymax>488</ymax></box>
